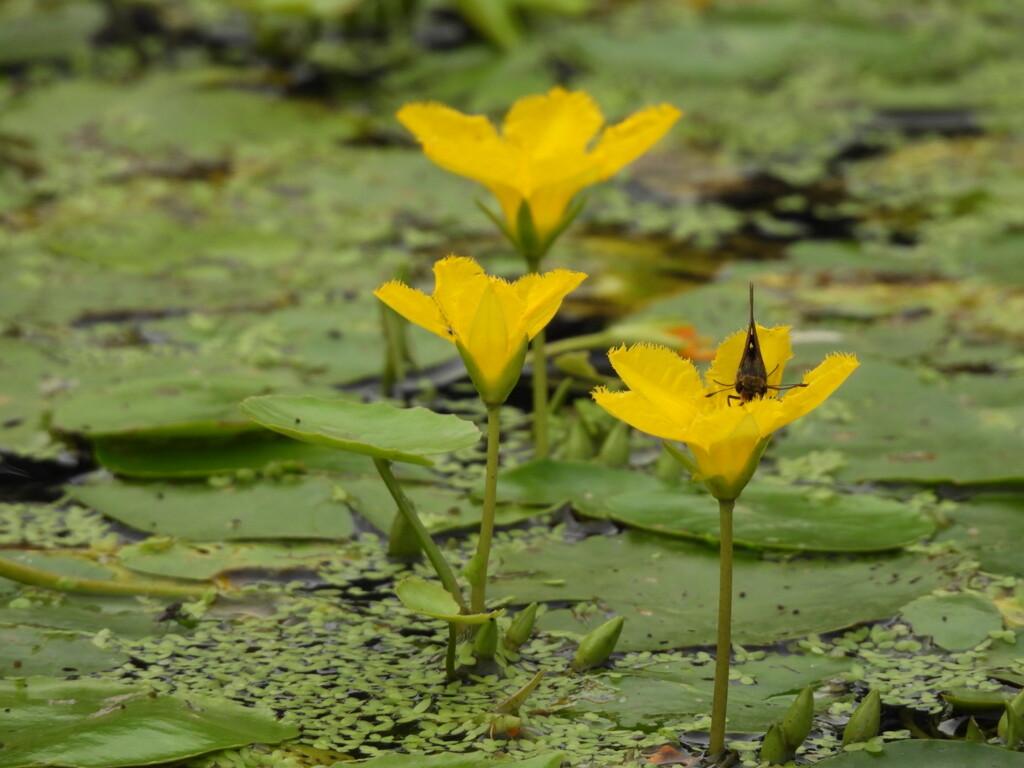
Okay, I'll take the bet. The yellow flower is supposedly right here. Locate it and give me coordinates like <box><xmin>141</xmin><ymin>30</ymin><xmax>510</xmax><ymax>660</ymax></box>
<box><xmin>592</xmin><ymin>326</ymin><xmax>858</xmax><ymax>501</ymax></box>
<box><xmin>397</xmin><ymin>88</ymin><xmax>681</xmax><ymax>258</ymax></box>
<box><xmin>375</xmin><ymin>256</ymin><xmax>586</xmax><ymax>405</ymax></box>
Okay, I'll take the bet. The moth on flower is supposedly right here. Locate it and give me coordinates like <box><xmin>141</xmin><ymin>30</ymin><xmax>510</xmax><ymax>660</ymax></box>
<box><xmin>593</xmin><ymin>302</ymin><xmax>858</xmax><ymax>501</ymax></box>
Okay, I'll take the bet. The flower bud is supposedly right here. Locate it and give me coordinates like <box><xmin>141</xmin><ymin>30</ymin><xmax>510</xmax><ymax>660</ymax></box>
<box><xmin>473</xmin><ymin>618</ymin><xmax>499</xmax><ymax>661</ymax></box>
<box><xmin>964</xmin><ymin>717</ymin><xmax>986</xmax><ymax>744</ymax></box>
<box><xmin>597</xmin><ymin>421</ymin><xmax>630</xmax><ymax>467</ymax></box>
<box><xmin>564</xmin><ymin>418</ymin><xmax>596</xmax><ymax>461</ymax></box>
<box><xmin>571</xmin><ymin>616</ymin><xmax>624</xmax><ymax>671</ymax></box>
<box><xmin>387</xmin><ymin>511</ymin><xmax>421</xmax><ymax>559</ymax></box>
<box><xmin>504</xmin><ymin>603</ymin><xmax>538</xmax><ymax>651</ymax></box>
<box><xmin>759</xmin><ymin>722</ymin><xmax>788</xmax><ymax>766</ymax></box>
<box><xmin>842</xmin><ymin>689</ymin><xmax>881</xmax><ymax>746</ymax></box>
<box><xmin>781</xmin><ymin>685</ymin><xmax>815</xmax><ymax>751</ymax></box>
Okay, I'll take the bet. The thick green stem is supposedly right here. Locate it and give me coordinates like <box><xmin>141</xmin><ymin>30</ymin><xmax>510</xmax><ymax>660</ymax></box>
<box><xmin>531</xmin><ymin>328</ymin><xmax>549</xmax><ymax>459</ymax></box>
<box><xmin>0</xmin><ymin>555</ymin><xmax>211</xmax><ymax>600</ymax></box>
<box><xmin>445</xmin><ymin>623</ymin><xmax>458</xmax><ymax>680</ymax></box>
<box><xmin>373</xmin><ymin>458</ymin><xmax>466</xmax><ymax>612</ymax></box>
<box><xmin>470</xmin><ymin>404</ymin><xmax>502</xmax><ymax>614</ymax></box>
<box><xmin>709</xmin><ymin>498</ymin><xmax>736</xmax><ymax>757</ymax></box>
<box><xmin>524</xmin><ymin>255</ymin><xmax>550</xmax><ymax>459</ymax></box>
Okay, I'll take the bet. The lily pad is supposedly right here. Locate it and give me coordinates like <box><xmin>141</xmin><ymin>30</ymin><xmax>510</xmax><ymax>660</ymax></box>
<box><xmin>575</xmin><ymin>652</ymin><xmax>851</xmax><ymax>731</ymax></box>
<box><xmin>0</xmin><ymin>595</ymin><xmax>183</xmax><ymax>638</ymax></box>
<box><xmin>900</xmin><ymin>592</ymin><xmax>1004</xmax><ymax>651</ymax></box>
<box><xmin>0</xmin><ymin>626</ymin><xmax>125</xmax><ymax>678</ymax></box>
<box><xmin>92</xmin><ymin>434</ymin><xmax>374</xmax><ymax>478</ymax></box>
<box><xmin>935</xmin><ymin>494</ymin><xmax>1024</xmax><ymax>578</ymax></box>
<box><xmin>53</xmin><ymin>369</ymin><xmax>339</xmax><ymax>440</ymax></box>
<box><xmin>118</xmin><ymin>540</ymin><xmax>349</xmax><ymax>581</ymax></box>
<box><xmin>490</xmin><ymin>531</ymin><xmax>952</xmax><ymax>651</ymax></box>
<box><xmin>357</xmin><ymin>753</ymin><xmax>565</xmax><ymax>768</ymax></box>
<box><xmin>494</xmin><ymin>459</ymin><xmax>668</xmax><ymax>507</ymax></box>
<box><xmin>0</xmin><ymin>676</ymin><xmax>298</xmax><ymax>768</ymax></box>
<box><xmin>395</xmin><ymin>578</ymin><xmax>500</xmax><ymax>625</ymax></box>
<box><xmin>813</xmin><ymin>739</ymin><xmax>1024</xmax><ymax>767</ymax></box>
<box><xmin>338</xmin><ymin>476</ymin><xmax>545</xmax><ymax>535</ymax></box>
<box><xmin>775</xmin><ymin>363</ymin><xmax>1024</xmax><ymax>484</ymax></box>
<box><xmin>576</xmin><ymin>480</ymin><xmax>933</xmax><ymax>552</ymax></box>
<box><xmin>240</xmin><ymin>395</ymin><xmax>481</xmax><ymax>466</ymax></box>
<box><xmin>69</xmin><ymin>477</ymin><xmax>355</xmax><ymax>541</ymax></box>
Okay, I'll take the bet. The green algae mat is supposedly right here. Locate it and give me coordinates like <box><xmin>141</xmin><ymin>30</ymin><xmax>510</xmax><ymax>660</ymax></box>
<box><xmin>2</xmin><ymin>1</ymin><xmax>1024</xmax><ymax>767</ymax></box>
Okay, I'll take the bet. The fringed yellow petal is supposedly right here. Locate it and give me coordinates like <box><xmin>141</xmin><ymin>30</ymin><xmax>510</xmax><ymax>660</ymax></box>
<box><xmin>592</xmin><ymin>388</ymin><xmax>690</xmax><ymax>443</ymax></box>
<box><xmin>397</xmin><ymin>102</ymin><xmax>520</xmax><ymax>187</ymax></box>
<box><xmin>516</xmin><ymin>269</ymin><xmax>588</xmax><ymax>339</ymax></box>
<box><xmin>607</xmin><ymin>344</ymin><xmax>703</xmax><ymax>425</ymax></box>
<box><xmin>466</xmin><ymin>283</ymin><xmax>513</xmax><ymax>389</ymax></box>
<box><xmin>373</xmin><ymin>281</ymin><xmax>452</xmax><ymax>341</ymax></box>
<box><xmin>398</xmin><ymin>92</ymin><xmax>681</xmax><ymax>253</ymax></box>
<box><xmin>524</xmin><ymin>179</ymin><xmax>595</xmax><ymax>238</ymax></box>
<box><xmin>703</xmin><ymin>324</ymin><xmax>792</xmax><ymax>403</ymax></box>
<box><xmin>689</xmin><ymin>420</ymin><xmax>770</xmax><ymax>501</ymax></box>
<box><xmin>593</xmin><ymin>104</ymin><xmax>682</xmax><ymax>180</ymax></box>
<box><xmin>502</xmin><ymin>87</ymin><xmax>604</xmax><ymax>158</ymax></box>
<box><xmin>431</xmin><ymin>256</ymin><xmax>487</xmax><ymax>339</ymax></box>
<box><xmin>766</xmin><ymin>353</ymin><xmax>860</xmax><ymax>433</ymax></box>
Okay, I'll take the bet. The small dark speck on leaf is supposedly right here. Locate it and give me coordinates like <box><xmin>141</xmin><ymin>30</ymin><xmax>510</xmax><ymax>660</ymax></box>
<box><xmin>777</xmin><ymin>605</ymin><xmax>785</xmax><ymax>611</ymax></box>
<box><xmin>156</xmin><ymin>493</ymin><xmax>164</xmax><ymax>500</ymax></box>
<box><xmin>739</xmin><ymin>591</ymin><xmax>746</xmax><ymax>598</ymax></box>
<box><xmin>327</xmin><ymin>329</ymin><xmax>343</xmax><ymax>340</ymax></box>
<box><xmin>792</xmin><ymin>609</ymin><xmax>800</xmax><ymax>615</ymax></box>
<box><xmin>2</xmin><ymin>417</ymin><xmax>23</xmax><ymax>429</ymax></box>
<box><xmin>941</xmin><ymin>615</ymin><xmax>947</xmax><ymax>622</ymax></box>
<box><xmin>295</xmin><ymin>418</ymin><xmax>301</xmax><ymax>424</ymax></box>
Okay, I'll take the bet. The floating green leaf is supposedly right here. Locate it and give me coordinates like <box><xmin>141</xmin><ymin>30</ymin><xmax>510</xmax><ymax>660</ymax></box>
<box><xmin>577</xmin><ymin>480</ymin><xmax>932</xmax><ymax>552</ymax></box>
<box><xmin>491</xmin><ymin>531</ymin><xmax>952</xmax><ymax>650</ymax></box>
<box><xmin>900</xmin><ymin>592</ymin><xmax>1004</xmax><ymax>651</ymax></box>
<box><xmin>69</xmin><ymin>477</ymin><xmax>355</xmax><ymax>541</ymax></box>
<box><xmin>813</xmin><ymin>739</ymin><xmax>1024</xmax><ymax>767</ymax></box>
<box><xmin>119</xmin><ymin>540</ymin><xmax>349</xmax><ymax>581</ymax></box>
<box><xmin>241</xmin><ymin>396</ymin><xmax>481</xmax><ymax>466</ymax></box>
<box><xmin>395</xmin><ymin>578</ymin><xmax>500</xmax><ymax>625</ymax></box>
<box><xmin>0</xmin><ymin>626</ymin><xmax>125</xmax><ymax>678</ymax></box>
<box><xmin>494</xmin><ymin>459</ymin><xmax>668</xmax><ymax>507</ymax></box>
<box><xmin>0</xmin><ymin>677</ymin><xmax>298</xmax><ymax>768</ymax></box>
<box><xmin>574</xmin><ymin>652</ymin><xmax>851</xmax><ymax>731</ymax></box>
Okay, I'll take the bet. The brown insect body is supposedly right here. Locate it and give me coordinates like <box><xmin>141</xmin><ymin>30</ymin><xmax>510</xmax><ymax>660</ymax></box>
<box><xmin>732</xmin><ymin>283</ymin><xmax>769</xmax><ymax>403</ymax></box>
<box><xmin>705</xmin><ymin>284</ymin><xmax>807</xmax><ymax>404</ymax></box>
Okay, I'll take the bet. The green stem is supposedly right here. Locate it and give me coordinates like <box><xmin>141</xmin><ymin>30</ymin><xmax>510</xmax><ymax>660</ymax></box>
<box><xmin>470</xmin><ymin>404</ymin><xmax>502</xmax><ymax>615</ymax></box>
<box><xmin>531</xmin><ymin>328</ymin><xmax>549</xmax><ymax>459</ymax></box>
<box><xmin>446</xmin><ymin>623</ymin><xmax>458</xmax><ymax>680</ymax></box>
<box><xmin>523</xmin><ymin>255</ymin><xmax>550</xmax><ymax>460</ymax></box>
<box><xmin>709</xmin><ymin>498</ymin><xmax>736</xmax><ymax>757</ymax></box>
<box><xmin>373</xmin><ymin>458</ymin><xmax>467</xmax><ymax>612</ymax></box>
<box><xmin>0</xmin><ymin>555</ymin><xmax>211</xmax><ymax>600</ymax></box>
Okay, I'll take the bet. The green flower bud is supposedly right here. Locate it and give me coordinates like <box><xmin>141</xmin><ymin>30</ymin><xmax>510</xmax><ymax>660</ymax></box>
<box><xmin>597</xmin><ymin>420</ymin><xmax>630</xmax><ymax>467</ymax></box>
<box><xmin>571</xmin><ymin>616</ymin><xmax>624</xmax><ymax>671</ymax></box>
<box><xmin>998</xmin><ymin>699</ymin><xmax>1024</xmax><ymax>749</ymax></box>
<box><xmin>564</xmin><ymin>417</ymin><xmax>597</xmax><ymax>461</ymax></box>
<box><xmin>964</xmin><ymin>717</ymin><xmax>986</xmax><ymax>744</ymax></box>
<box><xmin>473</xmin><ymin>618</ymin><xmax>499</xmax><ymax>661</ymax></box>
<box><xmin>781</xmin><ymin>685</ymin><xmax>815</xmax><ymax>751</ymax></box>
<box><xmin>760</xmin><ymin>722</ymin><xmax>789</xmax><ymax>766</ymax></box>
<box><xmin>842</xmin><ymin>689</ymin><xmax>881</xmax><ymax>746</ymax></box>
<box><xmin>504</xmin><ymin>603</ymin><xmax>538</xmax><ymax>651</ymax></box>
<box><xmin>655</xmin><ymin>444</ymin><xmax>683</xmax><ymax>484</ymax></box>
<box><xmin>386</xmin><ymin>511</ymin><xmax>421</xmax><ymax>559</ymax></box>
